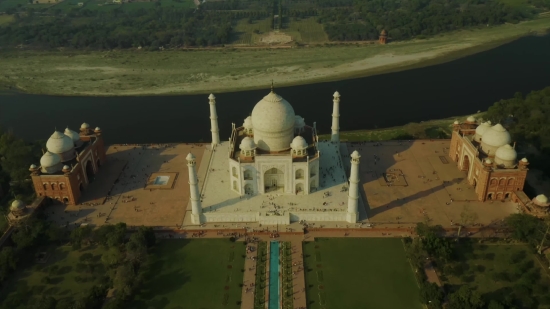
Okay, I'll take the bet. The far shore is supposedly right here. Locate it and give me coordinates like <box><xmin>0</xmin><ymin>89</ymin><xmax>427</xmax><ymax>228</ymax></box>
<box><xmin>1</xmin><ymin>16</ymin><xmax>549</xmax><ymax>96</ymax></box>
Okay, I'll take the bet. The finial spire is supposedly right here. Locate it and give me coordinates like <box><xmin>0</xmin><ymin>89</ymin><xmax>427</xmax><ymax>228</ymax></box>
<box><xmin>271</xmin><ymin>80</ymin><xmax>274</xmax><ymax>92</ymax></box>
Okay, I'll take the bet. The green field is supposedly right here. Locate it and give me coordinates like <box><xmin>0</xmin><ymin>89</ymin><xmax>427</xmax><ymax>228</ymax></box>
<box><xmin>284</xmin><ymin>17</ymin><xmax>328</xmax><ymax>43</ymax></box>
<box><xmin>132</xmin><ymin>239</ymin><xmax>245</xmax><ymax>309</ymax></box>
<box><xmin>0</xmin><ymin>245</ymin><xmax>108</xmax><ymax>305</ymax></box>
<box><xmin>232</xmin><ymin>18</ymin><xmax>275</xmax><ymax>45</ymax></box>
<box><xmin>438</xmin><ymin>242</ymin><xmax>550</xmax><ymax>306</ymax></box>
<box><xmin>303</xmin><ymin>238</ymin><xmax>422</xmax><ymax>309</ymax></box>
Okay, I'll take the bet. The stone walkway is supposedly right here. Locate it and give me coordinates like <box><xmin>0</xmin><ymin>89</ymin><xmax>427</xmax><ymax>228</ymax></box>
<box><xmin>240</xmin><ymin>243</ymin><xmax>259</xmax><ymax>309</ymax></box>
<box><xmin>291</xmin><ymin>238</ymin><xmax>307</xmax><ymax>309</ymax></box>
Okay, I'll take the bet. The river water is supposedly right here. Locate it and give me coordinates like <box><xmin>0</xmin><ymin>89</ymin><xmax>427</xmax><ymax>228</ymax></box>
<box><xmin>1</xmin><ymin>34</ymin><xmax>549</xmax><ymax>144</ymax></box>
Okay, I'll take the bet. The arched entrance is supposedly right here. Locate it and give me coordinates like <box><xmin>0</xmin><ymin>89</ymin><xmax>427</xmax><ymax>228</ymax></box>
<box><xmin>295</xmin><ymin>183</ymin><xmax>304</xmax><ymax>194</ymax></box>
<box><xmin>462</xmin><ymin>155</ymin><xmax>470</xmax><ymax>172</ymax></box>
<box><xmin>244</xmin><ymin>183</ymin><xmax>253</xmax><ymax>195</ymax></box>
<box><xmin>85</xmin><ymin>161</ymin><xmax>95</xmax><ymax>183</ymax></box>
<box><xmin>264</xmin><ymin>168</ymin><xmax>284</xmax><ymax>193</ymax></box>
<box><xmin>473</xmin><ymin>178</ymin><xmax>477</xmax><ymax>188</ymax></box>
<box><xmin>79</xmin><ymin>183</ymin><xmax>84</xmax><ymax>191</ymax></box>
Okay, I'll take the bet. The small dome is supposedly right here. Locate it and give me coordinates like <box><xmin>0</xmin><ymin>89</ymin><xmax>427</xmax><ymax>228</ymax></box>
<box><xmin>521</xmin><ymin>158</ymin><xmax>528</xmax><ymax>163</ymax></box>
<box><xmin>62</xmin><ymin>165</ymin><xmax>71</xmax><ymax>170</ymax></box>
<box><xmin>351</xmin><ymin>150</ymin><xmax>361</xmax><ymax>159</ymax></box>
<box><xmin>208</xmin><ymin>93</ymin><xmax>216</xmax><ymax>100</ymax></box>
<box><xmin>10</xmin><ymin>200</ymin><xmax>25</xmax><ymax>211</ymax></box>
<box><xmin>495</xmin><ymin>144</ymin><xmax>517</xmax><ymax>162</ymax></box>
<box><xmin>290</xmin><ymin>136</ymin><xmax>308</xmax><ymax>150</ymax></box>
<box><xmin>453</xmin><ymin>120</ymin><xmax>459</xmax><ymax>125</ymax></box>
<box><xmin>485</xmin><ymin>159</ymin><xmax>493</xmax><ymax>164</ymax></box>
<box><xmin>294</xmin><ymin>116</ymin><xmax>305</xmax><ymax>129</ymax></box>
<box><xmin>333</xmin><ymin>91</ymin><xmax>340</xmax><ymax>98</ymax></box>
<box><xmin>466</xmin><ymin>116</ymin><xmax>476</xmax><ymax>123</ymax></box>
<box><xmin>40</xmin><ymin>151</ymin><xmax>61</xmax><ymax>168</ymax></box>
<box><xmin>380</xmin><ymin>29</ymin><xmax>387</xmax><ymax>35</ymax></box>
<box><xmin>30</xmin><ymin>164</ymin><xmax>37</xmax><ymax>169</ymax></box>
<box><xmin>536</xmin><ymin>194</ymin><xmax>548</xmax><ymax>204</ymax></box>
<box><xmin>186</xmin><ymin>153</ymin><xmax>196</xmax><ymax>161</ymax></box>
<box><xmin>483</xmin><ymin>124</ymin><xmax>511</xmax><ymax>147</ymax></box>
<box><xmin>46</xmin><ymin>131</ymin><xmax>74</xmax><ymax>154</ymax></box>
<box><xmin>475</xmin><ymin>122</ymin><xmax>491</xmax><ymax>137</ymax></box>
<box><xmin>239</xmin><ymin>137</ymin><xmax>257</xmax><ymax>151</ymax></box>
<box><xmin>81</xmin><ymin>123</ymin><xmax>90</xmax><ymax>129</ymax></box>
<box><xmin>64</xmin><ymin>127</ymin><xmax>80</xmax><ymax>142</ymax></box>
<box><xmin>243</xmin><ymin>116</ymin><xmax>253</xmax><ymax>129</ymax></box>
<box><xmin>94</xmin><ymin>127</ymin><xmax>101</xmax><ymax>131</ymax></box>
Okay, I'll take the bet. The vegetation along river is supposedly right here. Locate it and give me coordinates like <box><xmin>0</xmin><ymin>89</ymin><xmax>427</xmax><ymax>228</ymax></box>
<box><xmin>0</xmin><ymin>34</ymin><xmax>549</xmax><ymax>144</ymax></box>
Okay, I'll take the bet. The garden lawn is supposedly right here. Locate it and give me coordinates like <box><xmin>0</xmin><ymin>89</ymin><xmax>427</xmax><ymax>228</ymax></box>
<box><xmin>133</xmin><ymin>239</ymin><xmax>245</xmax><ymax>309</ymax></box>
<box><xmin>303</xmin><ymin>238</ymin><xmax>422</xmax><ymax>309</ymax></box>
<box><xmin>0</xmin><ymin>245</ymin><xmax>108</xmax><ymax>306</ymax></box>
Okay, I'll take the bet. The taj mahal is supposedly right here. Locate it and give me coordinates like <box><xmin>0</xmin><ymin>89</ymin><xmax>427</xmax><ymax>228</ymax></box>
<box><xmin>184</xmin><ymin>87</ymin><xmax>365</xmax><ymax>225</ymax></box>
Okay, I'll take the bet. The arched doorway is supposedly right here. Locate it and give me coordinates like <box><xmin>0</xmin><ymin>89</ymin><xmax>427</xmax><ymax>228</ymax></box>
<box><xmin>487</xmin><ymin>193</ymin><xmax>493</xmax><ymax>200</ymax></box>
<box><xmin>462</xmin><ymin>155</ymin><xmax>470</xmax><ymax>172</ymax></box>
<box><xmin>295</xmin><ymin>183</ymin><xmax>304</xmax><ymax>194</ymax></box>
<box><xmin>85</xmin><ymin>161</ymin><xmax>95</xmax><ymax>183</ymax></box>
<box><xmin>473</xmin><ymin>178</ymin><xmax>477</xmax><ymax>189</ymax></box>
<box><xmin>79</xmin><ymin>183</ymin><xmax>84</xmax><ymax>191</ymax></box>
<box><xmin>63</xmin><ymin>198</ymin><xmax>69</xmax><ymax>203</ymax></box>
<box><xmin>264</xmin><ymin>168</ymin><xmax>284</xmax><ymax>193</ymax></box>
<box><xmin>244</xmin><ymin>183</ymin><xmax>253</xmax><ymax>195</ymax></box>
<box><xmin>96</xmin><ymin>159</ymin><xmax>101</xmax><ymax>168</ymax></box>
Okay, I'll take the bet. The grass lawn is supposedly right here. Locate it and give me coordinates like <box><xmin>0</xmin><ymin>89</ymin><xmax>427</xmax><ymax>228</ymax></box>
<box><xmin>133</xmin><ymin>239</ymin><xmax>245</xmax><ymax>309</ymax></box>
<box><xmin>0</xmin><ymin>244</ymin><xmax>109</xmax><ymax>306</ymax></box>
<box><xmin>0</xmin><ymin>14</ymin><xmax>15</xmax><ymax>26</ymax></box>
<box><xmin>303</xmin><ymin>238</ymin><xmax>422</xmax><ymax>309</ymax></box>
<box><xmin>438</xmin><ymin>241</ymin><xmax>550</xmax><ymax>306</ymax></box>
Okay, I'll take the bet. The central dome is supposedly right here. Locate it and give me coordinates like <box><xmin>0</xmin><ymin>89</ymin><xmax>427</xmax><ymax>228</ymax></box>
<box><xmin>46</xmin><ymin>131</ymin><xmax>74</xmax><ymax>154</ymax></box>
<box><xmin>251</xmin><ymin>91</ymin><xmax>296</xmax><ymax>151</ymax></box>
<box><xmin>480</xmin><ymin>124</ymin><xmax>511</xmax><ymax>156</ymax></box>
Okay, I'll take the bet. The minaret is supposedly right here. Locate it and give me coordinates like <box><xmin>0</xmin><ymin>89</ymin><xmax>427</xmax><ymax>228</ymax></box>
<box><xmin>346</xmin><ymin>150</ymin><xmax>361</xmax><ymax>223</ymax></box>
<box><xmin>331</xmin><ymin>91</ymin><xmax>340</xmax><ymax>143</ymax></box>
<box><xmin>208</xmin><ymin>94</ymin><xmax>220</xmax><ymax>147</ymax></box>
<box><xmin>186</xmin><ymin>153</ymin><xmax>202</xmax><ymax>224</ymax></box>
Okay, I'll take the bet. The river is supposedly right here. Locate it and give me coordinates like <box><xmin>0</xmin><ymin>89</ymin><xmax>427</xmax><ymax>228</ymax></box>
<box><xmin>1</xmin><ymin>34</ymin><xmax>549</xmax><ymax>144</ymax></box>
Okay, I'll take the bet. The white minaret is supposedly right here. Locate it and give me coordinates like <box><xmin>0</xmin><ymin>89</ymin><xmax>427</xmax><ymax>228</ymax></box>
<box><xmin>209</xmin><ymin>94</ymin><xmax>220</xmax><ymax>147</ymax></box>
<box><xmin>346</xmin><ymin>150</ymin><xmax>361</xmax><ymax>223</ymax></box>
<box><xmin>331</xmin><ymin>91</ymin><xmax>340</xmax><ymax>143</ymax></box>
<box><xmin>186</xmin><ymin>153</ymin><xmax>202</xmax><ymax>224</ymax></box>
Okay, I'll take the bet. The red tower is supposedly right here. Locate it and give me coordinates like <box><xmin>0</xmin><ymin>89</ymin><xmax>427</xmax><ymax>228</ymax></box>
<box><xmin>379</xmin><ymin>29</ymin><xmax>387</xmax><ymax>45</ymax></box>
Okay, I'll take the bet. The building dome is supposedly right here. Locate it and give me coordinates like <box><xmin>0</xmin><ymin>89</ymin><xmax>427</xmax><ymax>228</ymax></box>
<box><xmin>351</xmin><ymin>150</ymin><xmax>361</xmax><ymax>159</ymax></box>
<box><xmin>521</xmin><ymin>158</ymin><xmax>528</xmax><ymax>163</ymax></box>
<box><xmin>186</xmin><ymin>153</ymin><xmax>196</xmax><ymax>161</ymax></box>
<box><xmin>495</xmin><ymin>144</ymin><xmax>517</xmax><ymax>168</ymax></box>
<box><xmin>81</xmin><ymin>122</ymin><xmax>90</xmax><ymax>129</ymax></box>
<box><xmin>294</xmin><ymin>116</ymin><xmax>305</xmax><ymax>129</ymax></box>
<box><xmin>46</xmin><ymin>131</ymin><xmax>74</xmax><ymax>154</ymax></box>
<box><xmin>480</xmin><ymin>124</ymin><xmax>511</xmax><ymax>155</ymax></box>
<box><xmin>466</xmin><ymin>116</ymin><xmax>476</xmax><ymax>123</ymax></box>
<box><xmin>10</xmin><ymin>200</ymin><xmax>25</xmax><ymax>211</ymax></box>
<box><xmin>290</xmin><ymin>136</ymin><xmax>308</xmax><ymax>150</ymax></box>
<box><xmin>536</xmin><ymin>194</ymin><xmax>548</xmax><ymax>204</ymax></box>
<box><xmin>453</xmin><ymin>120</ymin><xmax>459</xmax><ymax>125</ymax></box>
<box><xmin>40</xmin><ymin>151</ymin><xmax>61</xmax><ymax>168</ymax></box>
<box><xmin>30</xmin><ymin>164</ymin><xmax>37</xmax><ymax>169</ymax></box>
<box><xmin>239</xmin><ymin>137</ymin><xmax>257</xmax><ymax>151</ymax></box>
<box><xmin>473</xmin><ymin>122</ymin><xmax>491</xmax><ymax>142</ymax></box>
<box><xmin>243</xmin><ymin>116</ymin><xmax>253</xmax><ymax>129</ymax></box>
<box><xmin>64</xmin><ymin>127</ymin><xmax>83</xmax><ymax>147</ymax></box>
<box><xmin>485</xmin><ymin>158</ymin><xmax>493</xmax><ymax>164</ymax></box>
<box><xmin>251</xmin><ymin>91</ymin><xmax>296</xmax><ymax>151</ymax></box>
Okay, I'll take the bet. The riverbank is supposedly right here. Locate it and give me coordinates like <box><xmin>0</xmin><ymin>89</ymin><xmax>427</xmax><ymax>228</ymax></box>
<box><xmin>0</xmin><ymin>17</ymin><xmax>549</xmax><ymax>96</ymax></box>
<box><xmin>319</xmin><ymin>113</ymin><xmax>485</xmax><ymax>142</ymax></box>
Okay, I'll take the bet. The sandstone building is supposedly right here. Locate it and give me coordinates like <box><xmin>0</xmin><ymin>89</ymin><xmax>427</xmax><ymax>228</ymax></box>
<box><xmin>29</xmin><ymin>124</ymin><xmax>106</xmax><ymax>205</ymax></box>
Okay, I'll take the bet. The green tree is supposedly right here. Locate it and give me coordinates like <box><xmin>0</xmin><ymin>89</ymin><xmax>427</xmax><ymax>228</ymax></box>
<box><xmin>101</xmin><ymin>247</ymin><xmax>123</xmax><ymax>268</ymax></box>
<box><xmin>419</xmin><ymin>282</ymin><xmax>443</xmax><ymax>308</ymax></box>
<box><xmin>0</xmin><ymin>246</ymin><xmax>17</xmax><ymax>281</ymax></box>
<box><xmin>447</xmin><ymin>285</ymin><xmax>484</xmax><ymax>309</ymax></box>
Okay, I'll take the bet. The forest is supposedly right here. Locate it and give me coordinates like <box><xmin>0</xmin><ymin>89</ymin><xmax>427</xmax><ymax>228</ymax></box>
<box><xmin>0</xmin><ymin>0</ymin><xmax>549</xmax><ymax>49</ymax></box>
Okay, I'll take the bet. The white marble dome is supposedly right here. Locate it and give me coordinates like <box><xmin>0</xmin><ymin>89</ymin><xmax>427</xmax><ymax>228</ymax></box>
<box><xmin>46</xmin><ymin>131</ymin><xmax>74</xmax><ymax>154</ymax></box>
<box><xmin>243</xmin><ymin>116</ymin><xmax>253</xmax><ymax>129</ymax></box>
<box><xmin>29</xmin><ymin>164</ymin><xmax>37</xmax><ymax>169</ymax></box>
<box><xmin>351</xmin><ymin>150</ymin><xmax>361</xmax><ymax>159</ymax></box>
<box><xmin>290</xmin><ymin>136</ymin><xmax>308</xmax><ymax>150</ymax></box>
<box><xmin>64</xmin><ymin>127</ymin><xmax>83</xmax><ymax>147</ymax></box>
<box><xmin>453</xmin><ymin>120</ymin><xmax>459</xmax><ymax>125</ymax></box>
<box><xmin>521</xmin><ymin>158</ymin><xmax>528</xmax><ymax>163</ymax></box>
<box><xmin>474</xmin><ymin>122</ymin><xmax>492</xmax><ymax>142</ymax></box>
<box><xmin>81</xmin><ymin>122</ymin><xmax>90</xmax><ymax>129</ymax></box>
<box><xmin>466</xmin><ymin>116</ymin><xmax>476</xmax><ymax>123</ymax></box>
<box><xmin>239</xmin><ymin>137</ymin><xmax>257</xmax><ymax>151</ymax></box>
<box><xmin>480</xmin><ymin>124</ymin><xmax>511</xmax><ymax>155</ymax></box>
<box><xmin>495</xmin><ymin>144</ymin><xmax>517</xmax><ymax>167</ymax></box>
<box><xmin>186</xmin><ymin>153</ymin><xmax>196</xmax><ymax>161</ymax></box>
<box><xmin>485</xmin><ymin>158</ymin><xmax>493</xmax><ymax>164</ymax></box>
<box><xmin>251</xmin><ymin>91</ymin><xmax>296</xmax><ymax>151</ymax></box>
<box><xmin>536</xmin><ymin>194</ymin><xmax>548</xmax><ymax>204</ymax></box>
<box><xmin>40</xmin><ymin>151</ymin><xmax>62</xmax><ymax>174</ymax></box>
<box><xmin>10</xmin><ymin>200</ymin><xmax>25</xmax><ymax>211</ymax></box>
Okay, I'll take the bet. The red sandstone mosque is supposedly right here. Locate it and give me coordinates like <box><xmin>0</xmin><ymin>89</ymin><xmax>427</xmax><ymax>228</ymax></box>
<box><xmin>28</xmin><ymin>123</ymin><xmax>106</xmax><ymax>205</ymax></box>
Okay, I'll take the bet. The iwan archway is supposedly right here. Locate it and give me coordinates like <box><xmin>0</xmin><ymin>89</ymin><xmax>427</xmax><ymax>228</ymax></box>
<box><xmin>264</xmin><ymin>168</ymin><xmax>285</xmax><ymax>193</ymax></box>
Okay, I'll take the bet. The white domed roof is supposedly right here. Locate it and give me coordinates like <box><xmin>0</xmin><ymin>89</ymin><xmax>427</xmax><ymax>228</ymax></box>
<box><xmin>521</xmin><ymin>158</ymin><xmax>528</xmax><ymax>163</ymax></box>
<box><xmin>30</xmin><ymin>164</ymin><xmax>37</xmax><ymax>169</ymax></box>
<box><xmin>186</xmin><ymin>153</ymin><xmax>196</xmax><ymax>161</ymax></box>
<box><xmin>243</xmin><ymin>116</ymin><xmax>253</xmax><ymax>129</ymax></box>
<box><xmin>485</xmin><ymin>159</ymin><xmax>493</xmax><ymax>164</ymax></box>
<box><xmin>495</xmin><ymin>144</ymin><xmax>517</xmax><ymax>161</ymax></box>
<box><xmin>40</xmin><ymin>151</ymin><xmax>61</xmax><ymax>168</ymax></box>
<box><xmin>64</xmin><ymin>127</ymin><xmax>80</xmax><ymax>142</ymax></box>
<box><xmin>535</xmin><ymin>194</ymin><xmax>548</xmax><ymax>204</ymax></box>
<box><xmin>10</xmin><ymin>200</ymin><xmax>25</xmax><ymax>211</ymax></box>
<box><xmin>333</xmin><ymin>91</ymin><xmax>340</xmax><ymax>98</ymax></box>
<box><xmin>251</xmin><ymin>91</ymin><xmax>295</xmax><ymax>135</ymax></box>
<box><xmin>453</xmin><ymin>120</ymin><xmax>459</xmax><ymax>125</ymax></box>
<box><xmin>290</xmin><ymin>136</ymin><xmax>308</xmax><ymax>150</ymax></box>
<box><xmin>81</xmin><ymin>123</ymin><xmax>90</xmax><ymax>129</ymax></box>
<box><xmin>239</xmin><ymin>137</ymin><xmax>257</xmax><ymax>151</ymax></box>
<box><xmin>466</xmin><ymin>116</ymin><xmax>476</xmax><ymax>123</ymax></box>
<box><xmin>475</xmin><ymin>122</ymin><xmax>491</xmax><ymax>137</ymax></box>
<box><xmin>62</xmin><ymin>165</ymin><xmax>71</xmax><ymax>170</ymax></box>
<box><xmin>95</xmin><ymin>127</ymin><xmax>101</xmax><ymax>131</ymax></box>
<box><xmin>46</xmin><ymin>131</ymin><xmax>74</xmax><ymax>154</ymax></box>
<box><xmin>351</xmin><ymin>150</ymin><xmax>361</xmax><ymax>159</ymax></box>
<box><xmin>482</xmin><ymin>124</ymin><xmax>511</xmax><ymax>147</ymax></box>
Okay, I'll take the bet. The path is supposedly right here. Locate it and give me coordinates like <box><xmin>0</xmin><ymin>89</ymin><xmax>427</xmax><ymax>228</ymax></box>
<box><xmin>291</xmin><ymin>238</ymin><xmax>307</xmax><ymax>309</ymax></box>
<box><xmin>240</xmin><ymin>242</ymin><xmax>258</xmax><ymax>309</ymax></box>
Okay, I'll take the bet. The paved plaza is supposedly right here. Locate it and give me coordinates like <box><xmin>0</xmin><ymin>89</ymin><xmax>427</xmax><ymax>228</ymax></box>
<box><xmin>48</xmin><ymin>143</ymin><xmax>207</xmax><ymax>228</ymax></box>
<box><xmin>347</xmin><ymin>140</ymin><xmax>518</xmax><ymax>227</ymax></box>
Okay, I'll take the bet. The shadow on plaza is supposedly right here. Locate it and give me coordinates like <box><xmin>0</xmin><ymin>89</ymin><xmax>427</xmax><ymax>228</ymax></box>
<box><xmin>79</xmin><ymin>147</ymin><xmax>178</xmax><ymax>202</ymax></box>
<box><xmin>367</xmin><ymin>177</ymin><xmax>463</xmax><ymax>218</ymax></box>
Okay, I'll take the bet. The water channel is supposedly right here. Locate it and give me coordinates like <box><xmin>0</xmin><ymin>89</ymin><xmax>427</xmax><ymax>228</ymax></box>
<box><xmin>0</xmin><ymin>34</ymin><xmax>549</xmax><ymax>144</ymax></box>
<box><xmin>268</xmin><ymin>241</ymin><xmax>281</xmax><ymax>309</ymax></box>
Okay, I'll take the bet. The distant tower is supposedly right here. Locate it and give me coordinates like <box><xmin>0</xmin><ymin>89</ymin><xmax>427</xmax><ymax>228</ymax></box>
<box><xmin>186</xmin><ymin>153</ymin><xmax>202</xmax><ymax>224</ymax></box>
<box><xmin>347</xmin><ymin>150</ymin><xmax>361</xmax><ymax>223</ymax></box>
<box><xmin>379</xmin><ymin>29</ymin><xmax>387</xmax><ymax>45</ymax></box>
<box><xmin>209</xmin><ymin>94</ymin><xmax>220</xmax><ymax>147</ymax></box>
<box><xmin>331</xmin><ymin>91</ymin><xmax>340</xmax><ymax>143</ymax></box>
